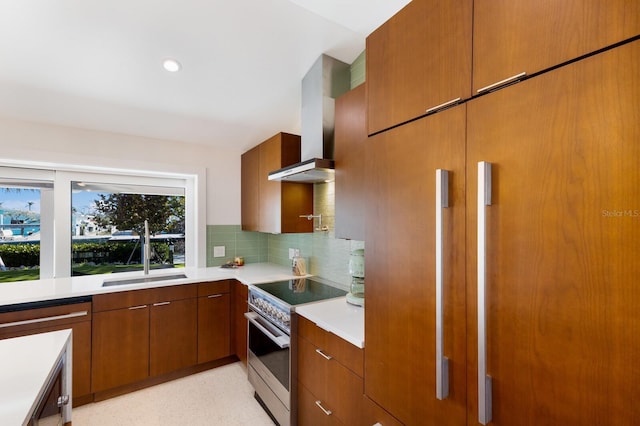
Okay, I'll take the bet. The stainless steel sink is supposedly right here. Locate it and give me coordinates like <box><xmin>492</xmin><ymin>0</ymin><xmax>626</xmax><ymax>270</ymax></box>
<box><xmin>102</xmin><ymin>273</ymin><xmax>188</xmax><ymax>287</ymax></box>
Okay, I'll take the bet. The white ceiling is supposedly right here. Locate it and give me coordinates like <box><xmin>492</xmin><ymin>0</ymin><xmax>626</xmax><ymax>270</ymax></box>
<box><xmin>0</xmin><ymin>0</ymin><xmax>410</xmax><ymax>153</ymax></box>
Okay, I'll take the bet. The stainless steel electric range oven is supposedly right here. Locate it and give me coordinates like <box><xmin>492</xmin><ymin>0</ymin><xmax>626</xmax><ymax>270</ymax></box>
<box><xmin>245</xmin><ymin>278</ymin><xmax>347</xmax><ymax>426</ymax></box>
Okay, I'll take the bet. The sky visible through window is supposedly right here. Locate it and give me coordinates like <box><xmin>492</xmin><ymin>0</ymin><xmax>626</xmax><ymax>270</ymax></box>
<box><xmin>0</xmin><ymin>189</ymin><xmax>103</xmax><ymax>215</ymax></box>
<box><xmin>0</xmin><ymin>189</ymin><xmax>41</xmax><ymax>213</ymax></box>
<box><xmin>72</xmin><ymin>191</ymin><xmax>104</xmax><ymax>215</ymax></box>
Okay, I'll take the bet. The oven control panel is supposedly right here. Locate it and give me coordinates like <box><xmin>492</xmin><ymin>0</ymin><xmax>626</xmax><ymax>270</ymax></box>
<box><xmin>248</xmin><ymin>289</ymin><xmax>291</xmax><ymax>333</ymax></box>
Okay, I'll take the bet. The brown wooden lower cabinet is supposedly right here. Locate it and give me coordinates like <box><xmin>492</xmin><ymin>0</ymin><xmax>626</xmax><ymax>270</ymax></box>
<box><xmin>232</xmin><ymin>280</ymin><xmax>248</xmax><ymax>365</ymax></box>
<box><xmin>298</xmin><ymin>383</ymin><xmax>342</xmax><ymax>426</ymax></box>
<box><xmin>92</xmin><ymin>303</ymin><xmax>150</xmax><ymax>392</ymax></box>
<box><xmin>2</xmin><ymin>279</ymin><xmax>239</xmax><ymax>406</ymax></box>
<box><xmin>150</xmin><ymin>297</ymin><xmax>197</xmax><ymax>376</ymax></box>
<box><xmin>361</xmin><ymin>395</ymin><xmax>404</xmax><ymax>426</ymax></box>
<box><xmin>297</xmin><ymin>316</ymin><xmax>373</xmax><ymax>426</ymax></box>
<box><xmin>0</xmin><ymin>300</ymin><xmax>93</xmax><ymax>406</ymax></box>
<box><xmin>197</xmin><ymin>280</ymin><xmax>232</xmax><ymax>364</ymax></box>
<box><xmin>91</xmin><ymin>284</ymin><xmax>198</xmax><ymax>394</ymax></box>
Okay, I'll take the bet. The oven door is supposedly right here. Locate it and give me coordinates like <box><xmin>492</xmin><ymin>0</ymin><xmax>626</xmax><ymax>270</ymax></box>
<box><xmin>245</xmin><ymin>311</ymin><xmax>290</xmax><ymax>424</ymax></box>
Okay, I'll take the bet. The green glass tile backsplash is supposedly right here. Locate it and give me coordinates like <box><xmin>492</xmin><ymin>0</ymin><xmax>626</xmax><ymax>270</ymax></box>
<box><xmin>206</xmin><ymin>224</ymin><xmax>364</xmax><ymax>289</ymax></box>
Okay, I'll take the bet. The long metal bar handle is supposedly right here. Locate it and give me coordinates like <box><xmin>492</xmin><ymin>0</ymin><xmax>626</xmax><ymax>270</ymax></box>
<box><xmin>435</xmin><ymin>169</ymin><xmax>450</xmax><ymax>400</ymax></box>
<box><xmin>144</xmin><ymin>219</ymin><xmax>150</xmax><ymax>275</ymax></box>
<box><xmin>478</xmin><ymin>162</ymin><xmax>493</xmax><ymax>424</ymax></box>
<box><xmin>244</xmin><ymin>311</ymin><xmax>290</xmax><ymax>349</ymax></box>
<box><xmin>0</xmin><ymin>311</ymin><xmax>88</xmax><ymax>329</ymax></box>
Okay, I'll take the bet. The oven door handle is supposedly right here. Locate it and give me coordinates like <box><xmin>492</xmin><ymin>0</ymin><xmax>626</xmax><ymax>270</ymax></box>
<box><xmin>245</xmin><ymin>311</ymin><xmax>290</xmax><ymax>349</ymax></box>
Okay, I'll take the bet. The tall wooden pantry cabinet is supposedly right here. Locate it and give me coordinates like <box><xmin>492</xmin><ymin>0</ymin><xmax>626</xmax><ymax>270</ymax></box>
<box><xmin>366</xmin><ymin>105</ymin><xmax>468</xmax><ymax>424</ymax></box>
<box><xmin>364</xmin><ymin>0</ymin><xmax>639</xmax><ymax>424</ymax></box>
<box><xmin>366</xmin><ymin>39</ymin><xmax>639</xmax><ymax>426</ymax></box>
<box><xmin>464</xmin><ymin>40</ymin><xmax>639</xmax><ymax>425</ymax></box>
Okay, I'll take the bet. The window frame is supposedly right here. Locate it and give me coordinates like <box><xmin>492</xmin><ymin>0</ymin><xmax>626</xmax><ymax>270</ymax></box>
<box><xmin>1</xmin><ymin>162</ymin><xmax>206</xmax><ymax>280</ymax></box>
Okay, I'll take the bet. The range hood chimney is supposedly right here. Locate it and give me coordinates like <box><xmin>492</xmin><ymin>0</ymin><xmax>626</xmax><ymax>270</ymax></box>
<box><xmin>269</xmin><ymin>54</ymin><xmax>350</xmax><ymax>183</ymax></box>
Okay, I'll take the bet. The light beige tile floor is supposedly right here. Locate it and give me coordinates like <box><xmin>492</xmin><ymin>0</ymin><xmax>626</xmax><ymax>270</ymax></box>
<box><xmin>72</xmin><ymin>362</ymin><xmax>275</xmax><ymax>425</ymax></box>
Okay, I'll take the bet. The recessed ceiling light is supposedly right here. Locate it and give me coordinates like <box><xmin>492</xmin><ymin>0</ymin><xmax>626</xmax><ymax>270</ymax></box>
<box><xmin>162</xmin><ymin>58</ymin><xmax>182</xmax><ymax>73</ymax></box>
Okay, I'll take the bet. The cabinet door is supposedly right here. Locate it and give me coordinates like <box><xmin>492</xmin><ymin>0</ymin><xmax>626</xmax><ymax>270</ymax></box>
<box><xmin>260</xmin><ymin>133</ymin><xmax>289</xmax><ymax>233</ymax></box>
<box><xmin>197</xmin><ymin>293</ymin><xmax>231</xmax><ymax>363</ymax></box>
<box><xmin>365</xmin><ymin>106</ymin><xmax>467</xmax><ymax>425</ymax></box>
<box><xmin>473</xmin><ymin>0</ymin><xmax>640</xmax><ymax>93</ymax></box>
<box><xmin>366</xmin><ymin>0</ymin><xmax>472</xmax><ymax>135</ymax></box>
<box><xmin>335</xmin><ymin>84</ymin><xmax>366</xmax><ymax>241</ymax></box>
<box><xmin>260</xmin><ymin>132</ymin><xmax>312</xmax><ymax>233</ymax></box>
<box><xmin>242</xmin><ymin>132</ymin><xmax>312</xmax><ymax>233</ymax></box>
<box><xmin>149</xmin><ymin>297</ymin><xmax>197</xmax><ymax>376</ymax></box>
<box><xmin>466</xmin><ymin>41</ymin><xmax>640</xmax><ymax>425</ymax></box>
<box><xmin>241</xmin><ymin>145</ymin><xmax>261</xmax><ymax>231</ymax></box>
<box><xmin>232</xmin><ymin>281</ymin><xmax>249</xmax><ymax>365</ymax></box>
<box><xmin>92</xmin><ymin>306</ymin><xmax>150</xmax><ymax>392</ymax></box>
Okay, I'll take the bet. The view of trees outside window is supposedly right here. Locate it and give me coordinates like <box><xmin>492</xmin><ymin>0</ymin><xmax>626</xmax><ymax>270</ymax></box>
<box><xmin>0</xmin><ymin>170</ymin><xmax>190</xmax><ymax>284</ymax></box>
<box><xmin>71</xmin><ymin>183</ymin><xmax>185</xmax><ymax>276</ymax></box>
<box><xmin>0</xmin><ymin>187</ymin><xmax>42</xmax><ymax>282</ymax></box>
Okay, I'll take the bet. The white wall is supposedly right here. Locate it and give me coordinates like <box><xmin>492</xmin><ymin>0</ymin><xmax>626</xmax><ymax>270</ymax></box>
<box><xmin>0</xmin><ymin>116</ymin><xmax>241</xmax><ymax>225</ymax></box>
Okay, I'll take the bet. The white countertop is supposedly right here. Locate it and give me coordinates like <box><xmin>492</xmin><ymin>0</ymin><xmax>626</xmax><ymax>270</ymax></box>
<box><xmin>0</xmin><ymin>263</ymin><xmax>303</xmax><ymax>308</ymax></box>
<box><xmin>0</xmin><ymin>263</ymin><xmax>365</xmax><ymax>350</ymax></box>
<box><xmin>295</xmin><ymin>297</ymin><xmax>364</xmax><ymax>348</ymax></box>
<box><xmin>0</xmin><ymin>329</ymin><xmax>72</xmax><ymax>425</ymax></box>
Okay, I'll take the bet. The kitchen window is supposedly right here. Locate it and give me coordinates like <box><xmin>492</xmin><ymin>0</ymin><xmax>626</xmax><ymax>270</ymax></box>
<box><xmin>71</xmin><ymin>180</ymin><xmax>185</xmax><ymax>276</ymax></box>
<box><xmin>0</xmin><ymin>163</ymin><xmax>204</xmax><ymax>283</ymax></box>
<box><xmin>0</xmin><ymin>167</ymin><xmax>54</xmax><ymax>282</ymax></box>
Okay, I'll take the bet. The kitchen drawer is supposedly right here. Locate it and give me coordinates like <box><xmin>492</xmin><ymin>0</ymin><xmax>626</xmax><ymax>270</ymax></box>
<box><xmin>93</xmin><ymin>288</ymin><xmax>154</xmax><ymax>312</ymax></box>
<box><xmin>362</xmin><ymin>395</ymin><xmax>405</xmax><ymax>426</ymax></box>
<box><xmin>298</xmin><ymin>383</ymin><xmax>343</xmax><ymax>426</ymax></box>
<box><xmin>152</xmin><ymin>283</ymin><xmax>197</xmax><ymax>302</ymax></box>
<box><xmin>93</xmin><ymin>284</ymin><xmax>197</xmax><ymax>312</ymax></box>
<box><xmin>0</xmin><ymin>301</ymin><xmax>92</xmax><ymax>336</ymax></box>
<box><xmin>298</xmin><ymin>315</ymin><xmax>363</xmax><ymax>377</ymax></box>
<box><xmin>298</xmin><ymin>335</ymin><xmax>364</xmax><ymax>426</ymax></box>
<box><xmin>197</xmin><ymin>280</ymin><xmax>230</xmax><ymax>297</ymax></box>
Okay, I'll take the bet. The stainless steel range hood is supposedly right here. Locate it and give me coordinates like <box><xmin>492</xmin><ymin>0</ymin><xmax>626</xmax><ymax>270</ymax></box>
<box><xmin>269</xmin><ymin>54</ymin><xmax>350</xmax><ymax>183</ymax></box>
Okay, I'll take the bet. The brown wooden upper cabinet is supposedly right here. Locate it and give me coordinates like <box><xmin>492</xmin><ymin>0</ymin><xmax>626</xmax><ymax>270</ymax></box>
<box><xmin>366</xmin><ymin>0</ymin><xmax>473</xmax><ymax>135</ymax></box>
<box><xmin>334</xmin><ymin>84</ymin><xmax>366</xmax><ymax>241</ymax></box>
<box><xmin>472</xmin><ymin>0</ymin><xmax>640</xmax><ymax>94</ymax></box>
<box><xmin>241</xmin><ymin>132</ymin><xmax>313</xmax><ymax>234</ymax></box>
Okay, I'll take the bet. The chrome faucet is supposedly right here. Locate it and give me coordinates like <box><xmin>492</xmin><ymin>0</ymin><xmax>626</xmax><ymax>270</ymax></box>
<box><xmin>143</xmin><ymin>220</ymin><xmax>150</xmax><ymax>275</ymax></box>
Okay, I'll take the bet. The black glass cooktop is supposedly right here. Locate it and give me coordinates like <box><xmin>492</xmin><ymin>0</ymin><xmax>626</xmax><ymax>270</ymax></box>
<box><xmin>254</xmin><ymin>278</ymin><xmax>347</xmax><ymax>306</ymax></box>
